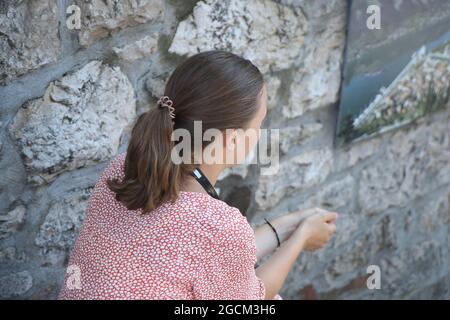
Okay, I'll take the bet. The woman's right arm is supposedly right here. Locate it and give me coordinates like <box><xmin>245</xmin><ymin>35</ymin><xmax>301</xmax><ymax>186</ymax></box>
<box><xmin>255</xmin><ymin>211</ymin><xmax>338</xmax><ymax>300</ymax></box>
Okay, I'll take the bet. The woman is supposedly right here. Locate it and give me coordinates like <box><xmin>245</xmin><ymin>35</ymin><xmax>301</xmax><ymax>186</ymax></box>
<box><xmin>58</xmin><ymin>50</ymin><xmax>338</xmax><ymax>300</ymax></box>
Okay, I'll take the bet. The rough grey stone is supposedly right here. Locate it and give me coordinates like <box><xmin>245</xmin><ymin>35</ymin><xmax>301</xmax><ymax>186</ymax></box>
<box><xmin>0</xmin><ymin>205</ymin><xmax>25</xmax><ymax>240</ymax></box>
<box><xmin>359</xmin><ymin>114</ymin><xmax>450</xmax><ymax>215</ymax></box>
<box><xmin>0</xmin><ymin>0</ymin><xmax>60</xmax><ymax>84</ymax></box>
<box><xmin>322</xmin><ymin>212</ymin><xmax>402</xmax><ymax>288</ymax></box>
<box><xmin>76</xmin><ymin>0</ymin><xmax>164</xmax><ymax>46</ymax></box>
<box><xmin>417</xmin><ymin>190</ymin><xmax>450</xmax><ymax>235</ymax></box>
<box><xmin>145</xmin><ymin>70</ymin><xmax>169</xmax><ymax>98</ymax></box>
<box><xmin>265</xmin><ymin>76</ymin><xmax>281</xmax><ymax>110</ymax></box>
<box><xmin>113</xmin><ymin>34</ymin><xmax>160</xmax><ymax>62</ymax></box>
<box><xmin>255</xmin><ymin>149</ymin><xmax>333</xmax><ymax>210</ymax></box>
<box><xmin>0</xmin><ymin>271</ymin><xmax>33</xmax><ymax>298</ymax></box>
<box><xmin>379</xmin><ymin>240</ymin><xmax>446</xmax><ymax>298</ymax></box>
<box><xmin>300</xmin><ymin>175</ymin><xmax>355</xmax><ymax>211</ymax></box>
<box><xmin>9</xmin><ymin>60</ymin><xmax>136</xmax><ymax>185</ymax></box>
<box><xmin>405</xmin><ymin>275</ymin><xmax>450</xmax><ymax>299</ymax></box>
<box><xmin>331</xmin><ymin>210</ymin><xmax>361</xmax><ymax>248</ymax></box>
<box><xmin>282</xmin><ymin>0</ymin><xmax>347</xmax><ymax>118</ymax></box>
<box><xmin>0</xmin><ymin>247</ymin><xmax>26</xmax><ymax>264</ymax></box>
<box><xmin>168</xmin><ymin>0</ymin><xmax>308</xmax><ymax>73</ymax></box>
<box><xmin>35</xmin><ymin>187</ymin><xmax>93</xmax><ymax>264</ymax></box>
<box><xmin>279</xmin><ymin>122</ymin><xmax>323</xmax><ymax>154</ymax></box>
<box><xmin>0</xmin><ymin>139</ymin><xmax>27</xmax><ymax>214</ymax></box>
<box><xmin>334</xmin><ymin>136</ymin><xmax>382</xmax><ymax>171</ymax></box>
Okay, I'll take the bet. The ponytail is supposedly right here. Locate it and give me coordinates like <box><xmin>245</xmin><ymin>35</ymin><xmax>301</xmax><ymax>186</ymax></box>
<box><xmin>106</xmin><ymin>105</ymin><xmax>185</xmax><ymax>213</ymax></box>
<box><xmin>107</xmin><ymin>50</ymin><xmax>264</xmax><ymax>214</ymax></box>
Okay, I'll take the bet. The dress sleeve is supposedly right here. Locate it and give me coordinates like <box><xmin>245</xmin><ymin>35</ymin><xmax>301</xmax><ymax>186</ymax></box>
<box><xmin>192</xmin><ymin>207</ymin><xmax>267</xmax><ymax>300</ymax></box>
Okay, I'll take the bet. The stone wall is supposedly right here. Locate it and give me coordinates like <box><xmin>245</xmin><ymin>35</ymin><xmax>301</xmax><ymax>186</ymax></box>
<box><xmin>0</xmin><ymin>0</ymin><xmax>449</xmax><ymax>299</ymax></box>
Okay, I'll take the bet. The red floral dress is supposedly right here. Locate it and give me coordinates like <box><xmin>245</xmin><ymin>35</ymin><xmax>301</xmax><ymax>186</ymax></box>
<box><xmin>58</xmin><ymin>152</ymin><xmax>282</xmax><ymax>300</ymax></box>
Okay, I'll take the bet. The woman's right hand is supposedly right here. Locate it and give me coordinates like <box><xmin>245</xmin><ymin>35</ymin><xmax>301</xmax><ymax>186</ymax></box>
<box><xmin>295</xmin><ymin>208</ymin><xmax>338</xmax><ymax>251</ymax></box>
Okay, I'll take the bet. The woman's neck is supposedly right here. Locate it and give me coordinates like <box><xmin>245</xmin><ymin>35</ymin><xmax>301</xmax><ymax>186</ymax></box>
<box><xmin>180</xmin><ymin>164</ymin><xmax>224</xmax><ymax>194</ymax></box>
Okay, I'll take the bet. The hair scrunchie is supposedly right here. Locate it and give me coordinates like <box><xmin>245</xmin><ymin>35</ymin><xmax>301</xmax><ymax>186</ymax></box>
<box><xmin>157</xmin><ymin>95</ymin><xmax>175</xmax><ymax>120</ymax></box>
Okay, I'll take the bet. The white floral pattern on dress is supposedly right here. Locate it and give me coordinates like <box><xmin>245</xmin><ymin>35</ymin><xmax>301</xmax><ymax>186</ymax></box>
<box><xmin>58</xmin><ymin>152</ymin><xmax>282</xmax><ymax>300</ymax></box>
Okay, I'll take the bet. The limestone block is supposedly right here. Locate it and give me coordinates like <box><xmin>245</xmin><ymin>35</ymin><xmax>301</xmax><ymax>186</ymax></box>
<box><xmin>76</xmin><ymin>0</ymin><xmax>164</xmax><ymax>46</ymax></box>
<box><xmin>0</xmin><ymin>0</ymin><xmax>60</xmax><ymax>84</ymax></box>
<box><xmin>9</xmin><ymin>60</ymin><xmax>136</xmax><ymax>185</ymax></box>
<box><xmin>168</xmin><ymin>0</ymin><xmax>308</xmax><ymax>74</ymax></box>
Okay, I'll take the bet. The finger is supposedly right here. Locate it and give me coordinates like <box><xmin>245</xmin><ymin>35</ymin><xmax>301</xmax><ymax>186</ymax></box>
<box><xmin>303</xmin><ymin>208</ymin><xmax>322</xmax><ymax>218</ymax></box>
<box><xmin>322</xmin><ymin>211</ymin><xmax>338</xmax><ymax>223</ymax></box>
<box><xmin>328</xmin><ymin>223</ymin><xmax>336</xmax><ymax>234</ymax></box>
<box><xmin>314</xmin><ymin>207</ymin><xmax>330</xmax><ymax>214</ymax></box>
<box><xmin>296</xmin><ymin>209</ymin><xmax>318</xmax><ymax>224</ymax></box>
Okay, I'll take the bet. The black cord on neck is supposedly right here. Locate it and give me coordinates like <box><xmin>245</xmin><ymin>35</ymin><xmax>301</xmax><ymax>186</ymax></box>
<box><xmin>191</xmin><ymin>167</ymin><xmax>220</xmax><ymax>200</ymax></box>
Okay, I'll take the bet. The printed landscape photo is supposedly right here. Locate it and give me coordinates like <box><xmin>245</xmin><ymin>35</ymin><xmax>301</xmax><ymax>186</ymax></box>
<box><xmin>336</xmin><ymin>0</ymin><xmax>450</xmax><ymax>145</ymax></box>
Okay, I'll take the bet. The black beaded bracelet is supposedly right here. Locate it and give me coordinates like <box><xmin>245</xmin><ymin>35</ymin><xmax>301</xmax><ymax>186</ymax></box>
<box><xmin>264</xmin><ymin>218</ymin><xmax>281</xmax><ymax>248</ymax></box>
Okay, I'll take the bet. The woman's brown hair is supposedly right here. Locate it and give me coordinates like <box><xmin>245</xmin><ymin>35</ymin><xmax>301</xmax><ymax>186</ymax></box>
<box><xmin>107</xmin><ymin>50</ymin><xmax>265</xmax><ymax>213</ymax></box>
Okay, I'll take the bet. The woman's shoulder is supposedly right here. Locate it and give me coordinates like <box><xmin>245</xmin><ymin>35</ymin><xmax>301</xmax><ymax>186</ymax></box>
<box><xmin>85</xmin><ymin>152</ymin><xmax>127</xmax><ymax>189</ymax></box>
<box><xmin>101</xmin><ymin>152</ymin><xmax>126</xmax><ymax>182</ymax></box>
<box><xmin>180</xmin><ymin>192</ymin><xmax>257</xmax><ymax>264</ymax></box>
<box><xmin>179</xmin><ymin>192</ymin><xmax>246</xmax><ymax>227</ymax></box>
<box><xmin>84</xmin><ymin>152</ymin><xmax>127</xmax><ymax>209</ymax></box>
<box><xmin>179</xmin><ymin>192</ymin><xmax>254</xmax><ymax>249</ymax></box>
